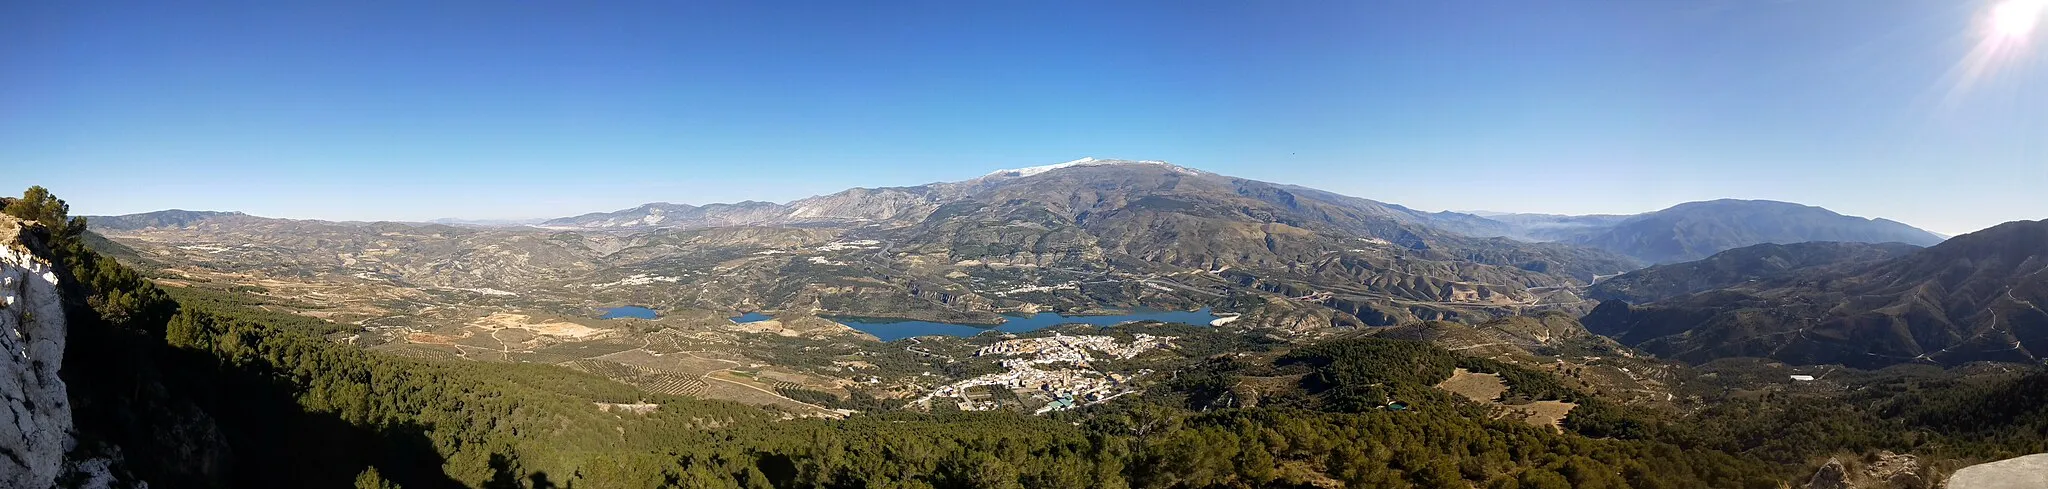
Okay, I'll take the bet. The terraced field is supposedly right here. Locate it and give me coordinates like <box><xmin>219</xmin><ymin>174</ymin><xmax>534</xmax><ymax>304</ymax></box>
<box><xmin>596</xmin><ymin>348</ymin><xmax>742</xmax><ymax>376</ymax></box>
<box><xmin>643</xmin><ymin>374</ymin><xmax>712</xmax><ymax>397</ymax></box>
<box><xmin>563</xmin><ymin>359</ymin><xmax>709</xmax><ymax>396</ymax></box>
<box><xmin>569</xmin><ymin>347</ymin><xmax>844</xmax><ymax>416</ymax></box>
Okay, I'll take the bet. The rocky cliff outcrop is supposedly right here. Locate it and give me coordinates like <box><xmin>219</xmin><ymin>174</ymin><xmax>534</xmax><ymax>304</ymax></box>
<box><xmin>1948</xmin><ymin>453</ymin><xmax>2048</xmax><ymax>489</ymax></box>
<box><xmin>1804</xmin><ymin>457</ymin><xmax>1850</xmax><ymax>489</ymax></box>
<box><xmin>2</xmin><ymin>216</ymin><xmax>74</xmax><ymax>489</ymax></box>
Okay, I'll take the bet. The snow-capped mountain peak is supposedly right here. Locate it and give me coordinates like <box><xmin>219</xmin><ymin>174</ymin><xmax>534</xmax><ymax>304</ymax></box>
<box><xmin>984</xmin><ymin>157</ymin><xmax>1197</xmax><ymax>178</ymax></box>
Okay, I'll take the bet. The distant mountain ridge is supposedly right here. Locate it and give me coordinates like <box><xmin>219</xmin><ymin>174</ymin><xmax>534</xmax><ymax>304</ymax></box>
<box><xmin>1586</xmin><ymin>241</ymin><xmax>1924</xmax><ymax>303</ymax></box>
<box><xmin>108</xmin><ymin>163</ymin><xmax>1946</xmax><ymax>269</ymax></box>
<box><xmin>1465</xmin><ymin>200</ymin><xmax>1944</xmax><ymax>264</ymax></box>
<box><xmin>980</xmin><ymin>156</ymin><xmax>1203</xmax><ymax>178</ymax></box>
<box><xmin>536</xmin><ymin>170</ymin><xmax>1946</xmax><ymax>268</ymax></box>
<box><xmin>90</xmin><ymin>158</ymin><xmax>1646</xmax><ymax>329</ymax></box>
<box><xmin>85</xmin><ymin>210</ymin><xmax>246</xmax><ymax>231</ymax></box>
<box><xmin>537</xmin><ymin>158</ymin><xmax>1525</xmax><ymax>240</ymax></box>
<box><xmin>542</xmin><ymin>201</ymin><xmax>788</xmax><ymax>229</ymax></box>
<box><xmin>1470</xmin><ymin>213</ymin><xmax>1632</xmax><ymax>242</ymax></box>
<box><xmin>425</xmin><ymin>217</ymin><xmax>548</xmax><ymax>227</ymax></box>
<box><xmin>1558</xmin><ymin>199</ymin><xmax>1945</xmax><ymax>264</ymax></box>
<box><xmin>1582</xmin><ymin>219</ymin><xmax>2048</xmax><ymax>368</ymax></box>
<box><xmin>88</xmin><ymin>158</ymin><xmax>1957</xmax><ymax>331</ymax></box>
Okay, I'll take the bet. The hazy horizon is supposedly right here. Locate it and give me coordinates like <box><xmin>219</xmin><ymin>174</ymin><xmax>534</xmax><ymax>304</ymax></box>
<box><xmin>9</xmin><ymin>1</ymin><xmax>2044</xmax><ymax>236</ymax></box>
<box><xmin>61</xmin><ymin>156</ymin><xmax>1980</xmax><ymax>237</ymax></box>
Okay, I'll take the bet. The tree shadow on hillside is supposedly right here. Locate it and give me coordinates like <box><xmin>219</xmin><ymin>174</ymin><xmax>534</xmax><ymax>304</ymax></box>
<box><xmin>484</xmin><ymin>453</ymin><xmax>557</xmax><ymax>489</ymax></box>
<box><xmin>180</xmin><ymin>347</ymin><xmax>468</xmax><ymax>489</ymax></box>
<box><xmin>64</xmin><ymin>329</ymin><xmax>467</xmax><ymax>489</ymax></box>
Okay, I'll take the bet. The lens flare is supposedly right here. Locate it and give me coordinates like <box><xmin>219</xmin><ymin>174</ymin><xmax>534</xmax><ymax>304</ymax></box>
<box><xmin>1990</xmin><ymin>0</ymin><xmax>2046</xmax><ymax>39</ymax></box>
<box><xmin>1943</xmin><ymin>0</ymin><xmax>2048</xmax><ymax>106</ymax></box>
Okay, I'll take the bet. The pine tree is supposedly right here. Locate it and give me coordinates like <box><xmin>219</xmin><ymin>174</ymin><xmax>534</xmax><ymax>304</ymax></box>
<box><xmin>354</xmin><ymin>467</ymin><xmax>400</xmax><ymax>489</ymax></box>
<box><xmin>2</xmin><ymin>186</ymin><xmax>81</xmax><ymax>237</ymax></box>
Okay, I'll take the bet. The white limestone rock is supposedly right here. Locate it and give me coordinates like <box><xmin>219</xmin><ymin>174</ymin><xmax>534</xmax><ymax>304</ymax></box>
<box><xmin>1948</xmin><ymin>453</ymin><xmax>2048</xmax><ymax>489</ymax></box>
<box><xmin>2</xmin><ymin>218</ymin><xmax>74</xmax><ymax>489</ymax></box>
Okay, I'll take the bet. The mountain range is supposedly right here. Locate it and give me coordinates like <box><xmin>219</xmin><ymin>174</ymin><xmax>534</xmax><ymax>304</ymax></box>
<box><xmin>94</xmin><ymin>160</ymin><xmax>1948</xmax><ymax>269</ymax></box>
<box><xmin>86</xmin><ymin>209</ymin><xmax>245</xmax><ymax>230</ymax></box>
<box><xmin>1586</xmin><ymin>241</ymin><xmax>1926</xmax><ymax>304</ymax></box>
<box><xmin>1583</xmin><ymin>219</ymin><xmax>2048</xmax><ymax>368</ymax></box>
<box><xmin>1552</xmin><ymin>199</ymin><xmax>1946</xmax><ymax>264</ymax></box>
<box><xmin>87</xmin><ymin>158</ymin><xmax>1954</xmax><ymax>331</ymax></box>
<box><xmin>1467</xmin><ymin>212</ymin><xmax>1632</xmax><ymax>242</ymax></box>
<box><xmin>532</xmin><ymin>159</ymin><xmax>1514</xmax><ymax>235</ymax></box>
<box><xmin>88</xmin><ymin>159</ymin><xmax>1637</xmax><ymax>328</ymax></box>
<box><xmin>523</xmin><ymin>161</ymin><xmax>1946</xmax><ymax>267</ymax></box>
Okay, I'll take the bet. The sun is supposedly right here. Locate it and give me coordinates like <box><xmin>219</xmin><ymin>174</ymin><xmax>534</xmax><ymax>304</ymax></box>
<box><xmin>1990</xmin><ymin>0</ymin><xmax>2047</xmax><ymax>39</ymax></box>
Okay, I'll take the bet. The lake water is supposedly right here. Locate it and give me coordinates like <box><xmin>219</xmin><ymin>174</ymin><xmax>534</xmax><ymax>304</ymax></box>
<box><xmin>832</xmin><ymin>308</ymin><xmax>1215</xmax><ymax>342</ymax></box>
<box><xmin>730</xmin><ymin>312</ymin><xmax>773</xmax><ymax>323</ymax></box>
<box><xmin>599</xmin><ymin>305</ymin><xmax>658</xmax><ymax>319</ymax></box>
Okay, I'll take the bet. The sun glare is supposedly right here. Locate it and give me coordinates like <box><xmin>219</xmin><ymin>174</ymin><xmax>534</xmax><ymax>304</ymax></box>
<box><xmin>1948</xmin><ymin>0</ymin><xmax>2048</xmax><ymax>104</ymax></box>
<box><xmin>1990</xmin><ymin>0</ymin><xmax>2046</xmax><ymax>39</ymax></box>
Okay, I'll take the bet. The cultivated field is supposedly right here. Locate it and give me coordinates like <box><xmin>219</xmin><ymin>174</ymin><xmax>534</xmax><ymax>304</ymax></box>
<box><xmin>1438</xmin><ymin>368</ymin><xmax>1507</xmax><ymax>402</ymax></box>
<box><xmin>1436</xmin><ymin>368</ymin><xmax>1576</xmax><ymax>431</ymax></box>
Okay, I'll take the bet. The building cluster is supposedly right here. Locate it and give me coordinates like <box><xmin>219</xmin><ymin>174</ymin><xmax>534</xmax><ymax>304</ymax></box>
<box><xmin>974</xmin><ymin>332</ymin><xmax>1174</xmax><ymax>364</ymax></box>
<box><xmin>913</xmin><ymin>333</ymin><xmax>1174</xmax><ymax>413</ymax></box>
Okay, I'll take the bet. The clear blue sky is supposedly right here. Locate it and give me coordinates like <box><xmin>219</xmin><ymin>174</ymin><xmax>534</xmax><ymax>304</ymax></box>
<box><xmin>4</xmin><ymin>0</ymin><xmax>2043</xmax><ymax>235</ymax></box>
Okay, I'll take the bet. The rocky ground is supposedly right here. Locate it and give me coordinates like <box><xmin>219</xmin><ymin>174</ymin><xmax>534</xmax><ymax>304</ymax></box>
<box><xmin>1945</xmin><ymin>453</ymin><xmax>2048</xmax><ymax>489</ymax></box>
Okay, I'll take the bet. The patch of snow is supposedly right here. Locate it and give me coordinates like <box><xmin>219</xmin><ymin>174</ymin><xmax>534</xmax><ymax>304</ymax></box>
<box><xmin>984</xmin><ymin>157</ymin><xmax>1201</xmax><ymax>178</ymax></box>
